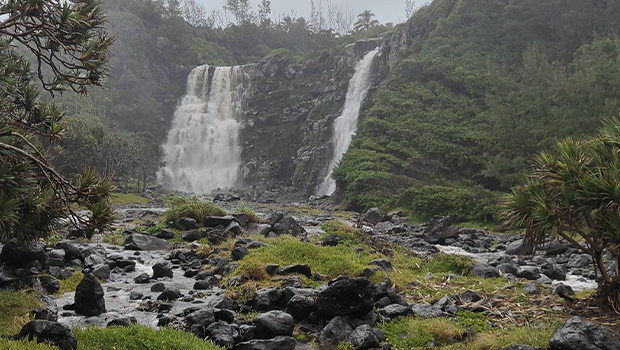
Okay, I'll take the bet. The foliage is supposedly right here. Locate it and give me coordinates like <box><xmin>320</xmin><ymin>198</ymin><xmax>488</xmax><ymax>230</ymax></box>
<box><xmin>334</xmin><ymin>0</ymin><xmax>620</xmax><ymax>224</ymax></box>
<box><xmin>0</xmin><ymin>0</ymin><xmax>115</xmax><ymax>242</ymax></box>
<box><xmin>57</xmin><ymin>271</ymin><xmax>85</xmax><ymax>295</ymax></box>
<box><xmin>505</xmin><ymin>118</ymin><xmax>620</xmax><ymax>308</ymax></box>
<box><xmin>352</xmin><ymin>10</ymin><xmax>379</xmax><ymax>33</ymax></box>
<box><xmin>73</xmin><ymin>325</ymin><xmax>223</xmax><ymax>350</ymax></box>
<box><xmin>163</xmin><ymin>195</ymin><xmax>226</xmax><ymax>222</ymax></box>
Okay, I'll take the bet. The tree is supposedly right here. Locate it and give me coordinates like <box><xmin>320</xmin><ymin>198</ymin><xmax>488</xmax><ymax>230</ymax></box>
<box><xmin>258</xmin><ymin>0</ymin><xmax>272</xmax><ymax>27</ymax></box>
<box><xmin>0</xmin><ymin>0</ymin><xmax>115</xmax><ymax>241</ymax></box>
<box><xmin>182</xmin><ymin>0</ymin><xmax>207</xmax><ymax>27</ymax></box>
<box><xmin>224</xmin><ymin>0</ymin><xmax>253</xmax><ymax>25</ymax></box>
<box><xmin>505</xmin><ymin>119</ymin><xmax>620</xmax><ymax>310</ymax></box>
<box><xmin>353</xmin><ymin>10</ymin><xmax>379</xmax><ymax>32</ymax></box>
<box><xmin>405</xmin><ymin>0</ymin><xmax>416</xmax><ymax>18</ymax></box>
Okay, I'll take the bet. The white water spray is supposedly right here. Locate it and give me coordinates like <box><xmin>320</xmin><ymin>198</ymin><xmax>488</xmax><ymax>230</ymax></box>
<box><xmin>317</xmin><ymin>49</ymin><xmax>379</xmax><ymax>196</ymax></box>
<box><xmin>158</xmin><ymin>65</ymin><xmax>249</xmax><ymax>193</ymax></box>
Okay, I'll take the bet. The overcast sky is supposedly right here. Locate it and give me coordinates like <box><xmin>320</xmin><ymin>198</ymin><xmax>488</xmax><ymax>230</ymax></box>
<box><xmin>198</xmin><ymin>0</ymin><xmax>425</xmax><ymax>25</ymax></box>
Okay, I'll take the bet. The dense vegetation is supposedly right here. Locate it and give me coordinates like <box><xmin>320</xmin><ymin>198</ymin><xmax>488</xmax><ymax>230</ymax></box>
<box><xmin>335</xmin><ymin>0</ymin><xmax>620</xmax><ymax>223</ymax></box>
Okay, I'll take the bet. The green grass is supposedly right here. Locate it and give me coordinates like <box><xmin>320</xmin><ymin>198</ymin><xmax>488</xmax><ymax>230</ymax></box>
<box><xmin>0</xmin><ymin>291</ymin><xmax>41</xmax><ymax>336</ymax></box>
<box><xmin>441</xmin><ymin>323</ymin><xmax>558</xmax><ymax>350</ymax></box>
<box><xmin>0</xmin><ymin>339</ymin><xmax>58</xmax><ymax>350</ymax></box>
<box><xmin>110</xmin><ymin>193</ymin><xmax>149</xmax><ymax>205</ymax></box>
<box><xmin>379</xmin><ymin>317</ymin><xmax>464</xmax><ymax>349</ymax></box>
<box><xmin>163</xmin><ymin>195</ymin><xmax>226</xmax><ymax>222</ymax></box>
<box><xmin>101</xmin><ymin>229</ymin><xmax>126</xmax><ymax>245</ymax></box>
<box><xmin>56</xmin><ymin>271</ymin><xmax>84</xmax><ymax>295</ymax></box>
<box><xmin>73</xmin><ymin>325</ymin><xmax>222</xmax><ymax>350</ymax></box>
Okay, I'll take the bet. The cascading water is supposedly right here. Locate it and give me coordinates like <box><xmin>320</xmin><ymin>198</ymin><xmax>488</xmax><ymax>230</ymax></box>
<box><xmin>316</xmin><ymin>49</ymin><xmax>379</xmax><ymax>196</ymax></box>
<box><xmin>158</xmin><ymin>65</ymin><xmax>249</xmax><ymax>193</ymax></box>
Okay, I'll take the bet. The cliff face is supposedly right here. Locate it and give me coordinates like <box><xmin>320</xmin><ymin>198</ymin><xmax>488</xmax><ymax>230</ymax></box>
<box><xmin>229</xmin><ymin>11</ymin><xmax>448</xmax><ymax>201</ymax></box>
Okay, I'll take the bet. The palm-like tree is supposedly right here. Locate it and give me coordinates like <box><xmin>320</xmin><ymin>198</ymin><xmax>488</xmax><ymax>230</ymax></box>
<box><xmin>505</xmin><ymin>118</ymin><xmax>620</xmax><ymax>311</ymax></box>
<box><xmin>353</xmin><ymin>10</ymin><xmax>379</xmax><ymax>32</ymax></box>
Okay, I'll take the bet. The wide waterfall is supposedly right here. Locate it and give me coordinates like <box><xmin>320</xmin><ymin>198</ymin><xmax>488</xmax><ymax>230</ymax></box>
<box><xmin>316</xmin><ymin>49</ymin><xmax>379</xmax><ymax>196</ymax></box>
<box><xmin>158</xmin><ymin>65</ymin><xmax>249</xmax><ymax>193</ymax></box>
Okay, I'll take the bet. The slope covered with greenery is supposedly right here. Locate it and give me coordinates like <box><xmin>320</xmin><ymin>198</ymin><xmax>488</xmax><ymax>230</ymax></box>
<box><xmin>335</xmin><ymin>0</ymin><xmax>620</xmax><ymax>222</ymax></box>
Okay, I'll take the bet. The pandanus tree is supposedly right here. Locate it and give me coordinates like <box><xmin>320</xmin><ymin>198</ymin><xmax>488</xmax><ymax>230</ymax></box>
<box><xmin>505</xmin><ymin>118</ymin><xmax>620</xmax><ymax>311</ymax></box>
<box><xmin>0</xmin><ymin>0</ymin><xmax>115</xmax><ymax>242</ymax></box>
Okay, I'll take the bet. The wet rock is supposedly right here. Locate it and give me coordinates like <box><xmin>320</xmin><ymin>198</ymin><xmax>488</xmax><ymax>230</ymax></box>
<box><xmin>194</xmin><ymin>278</ymin><xmax>217</xmax><ymax>290</ymax></box>
<box><xmin>461</xmin><ymin>290</ymin><xmax>482</xmax><ymax>303</ymax></box>
<box><xmin>423</xmin><ymin>216</ymin><xmax>459</xmax><ymax>245</ymax></box>
<box><xmin>285</xmin><ymin>294</ymin><xmax>315</xmax><ymax>320</ymax></box>
<box><xmin>254</xmin><ymin>288</ymin><xmax>284</xmax><ymax>311</ymax></box>
<box><xmin>181</xmin><ymin>230</ymin><xmax>200</xmax><ymax>242</ymax></box>
<box><xmin>497</xmin><ymin>263</ymin><xmax>519</xmax><ymax>275</ymax></box>
<box><xmin>55</xmin><ymin>243</ymin><xmax>80</xmax><ymax>260</ymax></box>
<box><xmin>204</xmin><ymin>216</ymin><xmax>237</xmax><ymax>228</ymax></box>
<box><xmin>75</xmin><ymin>273</ymin><xmax>106</xmax><ymax>316</ymax></box>
<box><xmin>45</xmin><ymin>249</ymin><xmax>66</xmax><ymax>267</ymax></box>
<box><xmin>254</xmin><ymin>310</ymin><xmax>295</xmax><ymax>339</ymax></box>
<box><xmin>265</xmin><ymin>212</ymin><xmax>285</xmax><ymax>226</ymax></box>
<box><xmin>152</xmin><ymin>262</ymin><xmax>173</xmax><ymax>279</ymax></box>
<box><xmin>232</xmin><ymin>246</ymin><xmax>250</xmax><ymax>261</ymax></box>
<box><xmin>130</xmin><ymin>291</ymin><xmax>143</xmax><ymax>300</ymax></box>
<box><xmin>58</xmin><ymin>267</ymin><xmax>75</xmax><ymax>280</ymax></box>
<box><xmin>214</xmin><ymin>309</ymin><xmax>236</xmax><ymax>323</ymax></box>
<box><xmin>1</xmin><ymin>241</ymin><xmax>46</xmax><ymax>267</ymax></box>
<box><xmin>206</xmin><ymin>321</ymin><xmax>238</xmax><ymax>348</ymax></box>
<box><xmin>549</xmin><ymin>316</ymin><xmax>620</xmax><ymax>350</ymax></box>
<box><xmin>470</xmin><ymin>264</ymin><xmax>500</xmax><ymax>278</ymax></box>
<box><xmin>107</xmin><ymin>258</ymin><xmax>136</xmax><ymax>272</ymax></box>
<box><xmin>235</xmin><ymin>336</ymin><xmax>297</xmax><ymax>350</ymax></box>
<box><xmin>92</xmin><ymin>264</ymin><xmax>110</xmax><ymax>280</ymax></box>
<box><xmin>316</xmin><ymin>277</ymin><xmax>375</xmax><ymax>318</ymax></box>
<box><xmin>272</xmin><ymin>216</ymin><xmax>306</xmax><ymax>237</ymax></box>
<box><xmin>542</xmin><ymin>263</ymin><xmax>566</xmax><ymax>281</ymax></box>
<box><xmin>523</xmin><ymin>281</ymin><xmax>541</xmax><ymax>295</ymax></box>
<box><xmin>124</xmin><ymin>234</ymin><xmax>171</xmax><ymax>251</ymax></box>
<box><xmin>185</xmin><ymin>309</ymin><xmax>216</xmax><ymax>338</ymax></box>
<box><xmin>379</xmin><ymin>304</ymin><xmax>412</xmax><ymax>319</ymax></box>
<box><xmin>32</xmin><ymin>295</ymin><xmax>58</xmax><ymax>322</ymax></box>
<box><xmin>158</xmin><ymin>288</ymin><xmax>181</xmax><ymax>301</ymax></box>
<box><xmin>553</xmin><ymin>284</ymin><xmax>576</xmax><ymax>300</ymax></box>
<box><xmin>278</xmin><ymin>264</ymin><xmax>312</xmax><ymax>278</ymax></box>
<box><xmin>174</xmin><ymin>217</ymin><xmax>197</xmax><ymax>230</ymax></box>
<box><xmin>107</xmin><ymin>317</ymin><xmax>137</xmax><ymax>327</ymax></box>
<box><xmin>16</xmin><ymin>320</ymin><xmax>77</xmax><ymax>350</ymax></box>
<box><xmin>516</xmin><ymin>268</ymin><xmax>541</xmax><ymax>281</ymax></box>
<box><xmin>156</xmin><ymin>229</ymin><xmax>175</xmax><ymax>239</ymax></box>
<box><xmin>360</xmin><ymin>208</ymin><xmax>383</xmax><ymax>225</ymax></box>
<box><xmin>233</xmin><ymin>213</ymin><xmax>250</xmax><ymax>227</ymax></box>
<box><xmin>320</xmin><ymin>316</ymin><xmax>354</xmax><ymax>345</ymax></box>
<box><xmin>204</xmin><ymin>294</ymin><xmax>234</xmax><ymax>309</ymax></box>
<box><xmin>239</xmin><ymin>325</ymin><xmax>255</xmax><ymax>342</ymax></box>
<box><xmin>369</xmin><ymin>259</ymin><xmax>393</xmax><ymax>271</ymax></box>
<box><xmin>206</xmin><ymin>229</ymin><xmax>228</xmax><ymax>245</ymax></box>
<box><xmin>39</xmin><ymin>276</ymin><xmax>60</xmax><ymax>295</ymax></box>
<box><xmin>506</xmin><ymin>239</ymin><xmax>531</xmax><ymax>256</ymax></box>
<box><xmin>544</xmin><ymin>241</ymin><xmax>570</xmax><ymax>256</ymax></box>
<box><xmin>225</xmin><ymin>221</ymin><xmax>243</xmax><ymax>237</ymax></box>
<box><xmin>568</xmin><ymin>254</ymin><xmax>592</xmax><ymax>269</ymax></box>
<box><xmin>151</xmin><ymin>282</ymin><xmax>166</xmax><ymax>292</ymax></box>
<box><xmin>347</xmin><ymin>324</ymin><xmax>386</xmax><ymax>350</ymax></box>
<box><xmin>134</xmin><ymin>273</ymin><xmax>151</xmax><ymax>284</ymax></box>
<box><xmin>411</xmin><ymin>304</ymin><xmax>445</xmax><ymax>318</ymax></box>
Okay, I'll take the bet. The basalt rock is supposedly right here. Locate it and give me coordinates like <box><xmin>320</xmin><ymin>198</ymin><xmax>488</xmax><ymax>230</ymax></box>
<box><xmin>549</xmin><ymin>316</ymin><xmax>620</xmax><ymax>350</ymax></box>
<box><xmin>16</xmin><ymin>320</ymin><xmax>77</xmax><ymax>350</ymax></box>
<box><xmin>74</xmin><ymin>273</ymin><xmax>106</xmax><ymax>316</ymax></box>
<box><xmin>315</xmin><ymin>277</ymin><xmax>375</xmax><ymax>318</ymax></box>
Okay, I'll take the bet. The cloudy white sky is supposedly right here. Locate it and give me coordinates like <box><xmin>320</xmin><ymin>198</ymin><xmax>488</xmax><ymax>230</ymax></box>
<box><xmin>198</xmin><ymin>0</ymin><xmax>425</xmax><ymax>25</ymax></box>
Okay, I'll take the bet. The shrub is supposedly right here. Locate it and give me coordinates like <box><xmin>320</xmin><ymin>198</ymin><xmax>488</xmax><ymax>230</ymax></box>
<box><xmin>163</xmin><ymin>195</ymin><xmax>226</xmax><ymax>222</ymax></box>
<box><xmin>73</xmin><ymin>325</ymin><xmax>222</xmax><ymax>350</ymax></box>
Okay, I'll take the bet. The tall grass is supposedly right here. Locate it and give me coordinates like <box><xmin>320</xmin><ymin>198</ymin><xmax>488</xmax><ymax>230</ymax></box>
<box><xmin>163</xmin><ymin>195</ymin><xmax>226</xmax><ymax>222</ymax></box>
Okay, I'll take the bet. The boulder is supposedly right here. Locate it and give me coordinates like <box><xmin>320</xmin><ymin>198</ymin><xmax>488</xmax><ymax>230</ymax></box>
<box><xmin>235</xmin><ymin>336</ymin><xmax>297</xmax><ymax>350</ymax></box>
<box><xmin>206</xmin><ymin>321</ymin><xmax>238</xmax><ymax>348</ymax></box>
<box><xmin>379</xmin><ymin>304</ymin><xmax>412</xmax><ymax>319</ymax></box>
<box><xmin>568</xmin><ymin>254</ymin><xmax>593</xmax><ymax>269</ymax></box>
<box><xmin>553</xmin><ymin>284</ymin><xmax>576</xmax><ymax>300</ymax></box>
<box><xmin>541</xmin><ymin>263</ymin><xmax>566</xmax><ymax>281</ymax></box>
<box><xmin>32</xmin><ymin>295</ymin><xmax>58</xmax><ymax>322</ymax></box>
<box><xmin>107</xmin><ymin>317</ymin><xmax>137</xmax><ymax>327</ymax></box>
<box><xmin>158</xmin><ymin>288</ymin><xmax>181</xmax><ymax>301</ymax></box>
<box><xmin>523</xmin><ymin>281</ymin><xmax>541</xmax><ymax>295</ymax></box>
<box><xmin>411</xmin><ymin>304</ymin><xmax>445</xmax><ymax>318</ymax></box>
<box><xmin>204</xmin><ymin>216</ymin><xmax>237</xmax><ymax>228</ymax></box>
<box><xmin>516</xmin><ymin>268</ymin><xmax>541</xmax><ymax>281</ymax></box>
<box><xmin>461</xmin><ymin>290</ymin><xmax>482</xmax><ymax>303</ymax></box>
<box><xmin>231</xmin><ymin>246</ymin><xmax>250</xmax><ymax>261</ymax></box>
<box><xmin>470</xmin><ymin>264</ymin><xmax>500</xmax><ymax>278</ymax></box>
<box><xmin>16</xmin><ymin>320</ymin><xmax>77</xmax><ymax>350</ymax></box>
<box><xmin>134</xmin><ymin>273</ymin><xmax>151</xmax><ymax>284</ymax></box>
<box><xmin>369</xmin><ymin>259</ymin><xmax>393</xmax><ymax>271</ymax></box>
<box><xmin>278</xmin><ymin>264</ymin><xmax>312</xmax><ymax>278</ymax></box>
<box><xmin>423</xmin><ymin>216</ymin><xmax>459</xmax><ymax>244</ymax></box>
<box><xmin>347</xmin><ymin>325</ymin><xmax>386</xmax><ymax>350</ymax></box>
<box><xmin>92</xmin><ymin>264</ymin><xmax>110</xmax><ymax>280</ymax></box>
<box><xmin>316</xmin><ymin>277</ymin><xmax>375</xmax><ymax>318</ymax></box>
<box><xmin>152</xmin><ymin>262</ymin><xmax>173</xmax><ymax>279</ymax></box>
<box><xmin>156</xmin><ymin>229</ymin><xmax>175</xmax><ymax>239</ymax></box>
<box><xmin>506</xmin><ymin>239</ymin><xmax>532</xmax><ymax>256</ymax></box>
<box><xmin>185</xmin><ymin>309</ymin><xmax>216</xmax><ymax>338</ymax></box>
<box><xmin>254</xmin><ymin>310</ymin><xmax>295</xmax><ymax>339</ymax></box>
<box><xmin>55</xmin><ymin>243</ymin><xmax>80</xmax><ymax>260</ymax></box>
<box><xmin>124</xmin><ymin>234</ymin><xmax>171</xmax><ymax>251</ymax></box>
<box><xmin>74</xmin><ymin>273</ymin><xmax>106</xmax><ymax>316</ymax></box>
<box><xmin>254</xmin><ymin>287</ymin><xmax>284</xmax><ymax>311</ymax></box>
<box><xmin>285</xmin><ymin>294</ymin><xmax>315</xmax><ymax>320</ymax></box>
<box><xmin>181</xmin><ymin>230</ymin><xmax>200</xmax><ymax>242</ymax></box>
<box><xmin>39</xmin><ymin>276</ymin><xmax>60</xmax><ymax>295</ymax></box>
<box><xmin>45</xmin><ymin>249</ymin><xmax>66</xmax><ymax>267</ymax></box>
<box><xmin>360</xmin><ymin>208</ymin><xmax>383</xmax><ymax>225</ymax></box>
<box><xmin>272</xmin><ymin>216</ymin><xmax>306</xmax><ymax>237</ymax></box>
<box><xmin>174</xmin><ymin>217</ymin><xmax>197</xmax><ymax>230</ymax></box>
<box><xmin>549</xmin><ymin>316</ymin><xmax>620</xmax><ymax>350</ymax></box>
<box><xmin>1</xmin><ymin>241</ymin><xmax>46</xmax><ymax>267</ymax></box>
<box><xmin>320</xmin><ymin>316</ymin><xmax>354</xmax><ymax>345</ymax></box>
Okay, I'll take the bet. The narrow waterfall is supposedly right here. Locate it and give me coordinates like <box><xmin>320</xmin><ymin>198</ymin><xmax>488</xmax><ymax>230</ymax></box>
<box><xmin>316</xmin><ymin>49</ymin><xmax>379</xmax><ymax>196</ymax></box>
<box><xmin>158</xmin><ymin>65</ymin><xmax>249</xmax><ymax>193</ymax></box>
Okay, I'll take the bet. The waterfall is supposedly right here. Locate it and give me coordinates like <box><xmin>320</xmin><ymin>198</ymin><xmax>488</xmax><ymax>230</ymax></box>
<box><xmin>316</xmin><ymin>49</ymin><xmax>379</xmax><ymax>196</ymax></box>
<box><xmin>158</xmin><ymin>65</ymin><xmax>249</xmax><ymax>193</ymax></box>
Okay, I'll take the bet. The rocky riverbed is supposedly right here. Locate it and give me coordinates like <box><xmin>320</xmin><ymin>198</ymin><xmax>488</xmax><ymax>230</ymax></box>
<box><xmin>1</xmin><ymin>199</ymin><xmax>618</xmax><ymax>350</ymax></box>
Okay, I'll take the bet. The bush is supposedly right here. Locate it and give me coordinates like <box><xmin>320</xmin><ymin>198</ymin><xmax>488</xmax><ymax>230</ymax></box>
<box><xmin>163</xmin><ymin>195</ymin><xmax>226</xmax><ymax>222</ymax></box>
<box><xmin>396</xmin><ymin>184</ymin><xmax>500</xmax><ymax>223</ymax></box>
<box><xmin>73</xmin><ymin>325</ymin><xmax>222</xmax><ymax>350</ymax></box>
